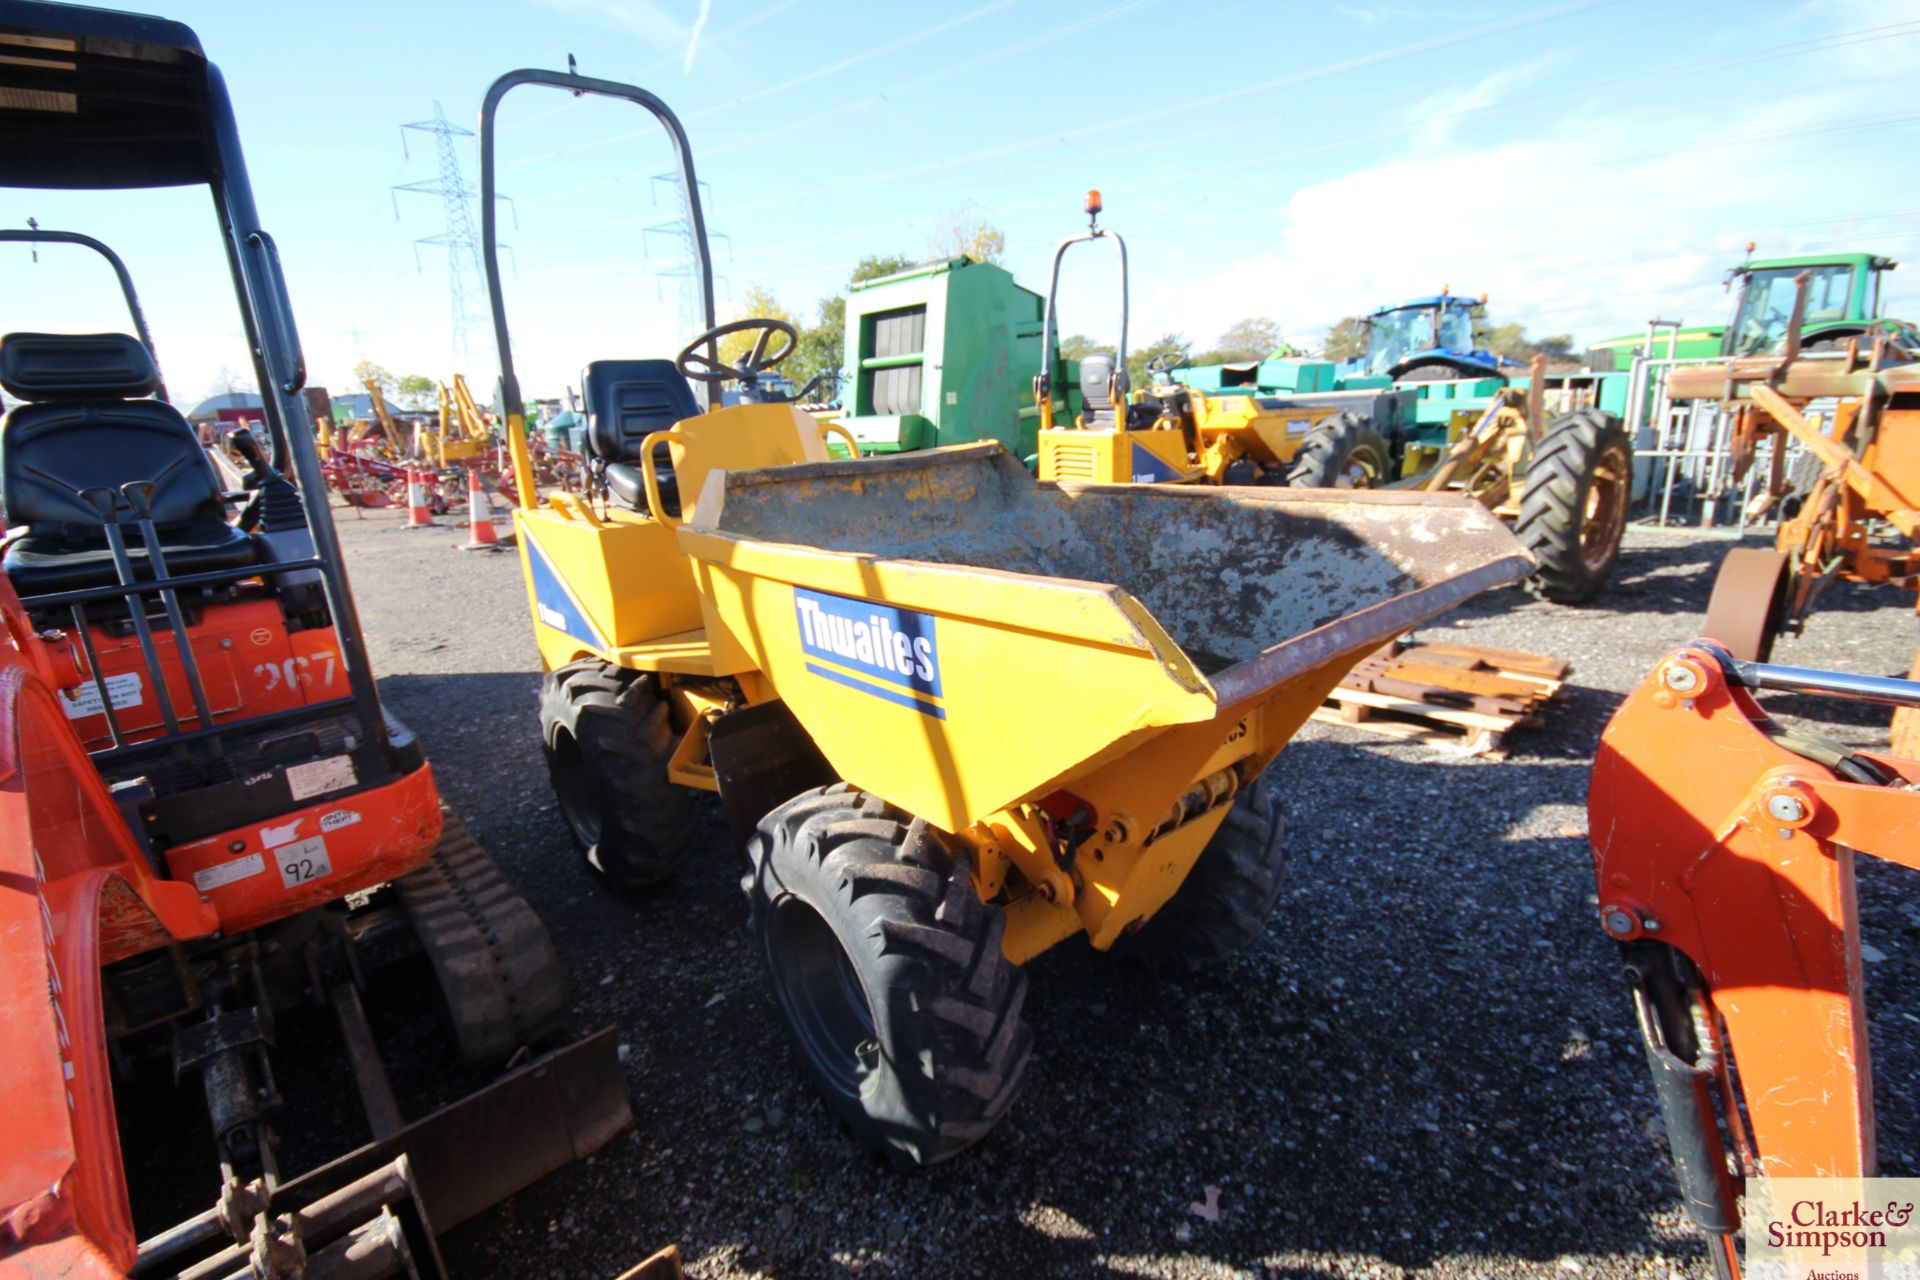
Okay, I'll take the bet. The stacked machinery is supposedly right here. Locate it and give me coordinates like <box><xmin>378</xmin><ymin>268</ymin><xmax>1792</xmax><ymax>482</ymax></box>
<box><xmin>1027</xmin><ymin>197</ymin><xmax>1632</xmax><ymax>604</ymax></box>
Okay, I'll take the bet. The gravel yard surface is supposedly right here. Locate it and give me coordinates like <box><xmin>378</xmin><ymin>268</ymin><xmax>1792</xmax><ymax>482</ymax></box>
<box><xmin>273</xmin><ymin>510</ymin><xmax>1920</xmax><ymax>1278</ymax></box>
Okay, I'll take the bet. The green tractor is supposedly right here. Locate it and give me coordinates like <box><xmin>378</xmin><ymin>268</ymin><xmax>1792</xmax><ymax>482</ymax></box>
<box><xmin>1585</xmin><ymin>249</ymin><xmax>1914</xmax><ymax>371</ymax></box>
<box><xmin>1720</xmin><ymin>250</ymin><xmax>1913</xmax><ymax>355</ymax></box>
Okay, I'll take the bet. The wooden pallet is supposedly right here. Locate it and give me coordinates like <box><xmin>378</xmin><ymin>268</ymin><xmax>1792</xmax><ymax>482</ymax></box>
<box><xmin>1311</xmin><ymin>638</ymin><xmax>1570</xmax><ymax>758</ymax></box>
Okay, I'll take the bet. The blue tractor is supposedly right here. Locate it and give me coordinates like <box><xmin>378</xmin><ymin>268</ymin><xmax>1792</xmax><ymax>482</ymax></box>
<box><xmin>1341</xmin><ymin>290</ymin><xmax>1517</xmax><ymax>383</ymax></box>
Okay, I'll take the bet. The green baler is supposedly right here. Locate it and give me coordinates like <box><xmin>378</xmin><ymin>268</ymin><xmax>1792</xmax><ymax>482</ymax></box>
<box><xmin>834</xmin><ymin>256</ymin><xmax>1081</xmax><ymax>465</ymax></box>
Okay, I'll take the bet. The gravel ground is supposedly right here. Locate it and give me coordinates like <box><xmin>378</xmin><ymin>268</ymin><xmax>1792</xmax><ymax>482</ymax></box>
<box><xmin>231</xmin><ymin>508</ymin><xmax>1920</xmax><ymax>1278</ymax></box>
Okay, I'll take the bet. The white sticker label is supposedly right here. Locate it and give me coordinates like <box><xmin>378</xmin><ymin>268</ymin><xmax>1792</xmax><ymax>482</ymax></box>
<box><xmin>260</xmin><ymin>818</ymin><xmax>304</xmax><ymax>849</ymax></box>
<box><xmin>319</xmin><ymin>809</ymin><xmax>361</xmax><ymax>833</ymax></box>
<box><xmin>59</xmin><ymin>672</ymin><xmax>144</xmax><ymax>719</ymax></box>
<box><xmin>537</xmin><ymin>603</ymin><xmax>567</xmax><ymax>631</ymax></box>
<box><xmin>272</xmin><ymin>835</ymin><xmax>332</xmax><ymax>889</ymax></box>
<box><xmin>1286</xmin><ymin>417</ymin><xmax>1312</xmax><ymax>436</ymax></box>
<box><xmin>193</xmin><ymin>852</ymin><xmax>265</xmax><ymax>892</ymax></box>
<box><xmin>285</xmin><ymin>755</ymin><xmax>357</xmax><ymax>802</ymax></box>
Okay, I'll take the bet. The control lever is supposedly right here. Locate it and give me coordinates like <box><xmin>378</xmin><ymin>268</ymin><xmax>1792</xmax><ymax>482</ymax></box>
<box><xmin>229</xmin><ymin>426</ymin><xmax>275</xmax><ymax>481</ymax></box>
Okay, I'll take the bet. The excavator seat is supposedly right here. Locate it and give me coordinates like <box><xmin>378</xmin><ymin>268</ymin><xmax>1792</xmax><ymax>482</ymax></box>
<box><xmin>1079</xmin><ymin>352</ymin><xmax>1119</xmax><ymax>429</ymax></box>
<box><xmin>0</xmin><ymin>332</ymin><xmax>264</xmax><ymax>597</ymax></box>
<box><xmin>580</xmin><ymin>358</ymin><xmax>700</xmax><ymax>513</ymax></box>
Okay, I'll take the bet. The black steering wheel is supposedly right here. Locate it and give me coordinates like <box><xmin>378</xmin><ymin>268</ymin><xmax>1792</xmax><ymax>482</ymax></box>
<box><xmin>676</xmin><ymin>318</ymin><xmax>798</xmax><ymax>385</ymax></box>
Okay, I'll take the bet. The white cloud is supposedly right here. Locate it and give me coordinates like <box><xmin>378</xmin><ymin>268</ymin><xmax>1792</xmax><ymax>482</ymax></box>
<box><xmin>1407</xmin><ymin>55</ymin><xmax>1556</xmax><ymax>149</ymax></box>
<box><xmin>532</xmin><ymin>0</ymin><xmax>689</xmax><ymax>55</ymax></box>
<box><xmin>1131</xmin><ymin>61</ymin><xmax>1920</xmax><ymax>353</ymax></box>
<box><xmin>681</xmin><ymin>0</ymin><xmax>711</xmax><ymax>72</ymax></box>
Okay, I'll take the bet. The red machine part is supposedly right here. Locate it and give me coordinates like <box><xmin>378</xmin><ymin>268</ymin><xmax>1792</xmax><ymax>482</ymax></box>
<box><xmin>0</xmin><ymin>567</ymin><xmax>448</xmax><ymax>1268</ymax></box>
<box><xmin>52</xmin><ymin>600</ymin><xmax>345</xmax><ymax>751</ymax></box>
<box><xmin>1589</xmin><ymin>643</ymin><xmax>1920</xmax><ymax>1274</ymax></box>
<box><xmin>167</xmin><ymin>761</ymin><xmax>442</xmax><ymax>935</ymax></box>
<box><xmin>0</xmin><ymin>595</ymin><xmax>220</xmax><ymax>1275</ymax></box>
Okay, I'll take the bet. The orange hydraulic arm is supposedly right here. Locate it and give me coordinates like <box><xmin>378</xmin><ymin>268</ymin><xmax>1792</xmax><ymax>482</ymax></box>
<box><xmin>1589</xmin><ymin>642</ymin><xmax>1920</xmax><ymax>1278</ymax></box>
<box><xmin>361</xmin><ymin>378</ymin><xmax>408</xmax><ymax>458</ymax></box>
<box><xmin>1744</xmin><ymin>384</ymin><xmax>1920</xmax><ymax>543</ymax></box>
<box><xmin>450</xmin><ymin>374</ymin><xmax>490</xmax><ymax>443</ymax></box>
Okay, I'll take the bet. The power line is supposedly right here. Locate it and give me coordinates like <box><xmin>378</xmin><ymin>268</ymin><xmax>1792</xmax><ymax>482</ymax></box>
<box><xmin>643</xmin><ymin>171</ymin><xmax>730</xmax><ymax>338</ymax></box>
<box><xmin>392</xmin><ymin>102</ymin><xmax>514</xmax><ymax>366</ymax></box>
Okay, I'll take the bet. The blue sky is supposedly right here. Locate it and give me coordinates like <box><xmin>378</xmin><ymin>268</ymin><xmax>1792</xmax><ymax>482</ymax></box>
<box><xmin>6</xmin><ymin>0</ymin><xmax>1920</xmax><ymax>406</ymax></box>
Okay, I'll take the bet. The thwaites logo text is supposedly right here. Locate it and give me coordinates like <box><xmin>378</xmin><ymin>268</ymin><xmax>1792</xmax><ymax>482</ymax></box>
<box><xmin>794</xmin><ymin>588</ymin><xmax>943</xmax><ymax>718</ymax></box>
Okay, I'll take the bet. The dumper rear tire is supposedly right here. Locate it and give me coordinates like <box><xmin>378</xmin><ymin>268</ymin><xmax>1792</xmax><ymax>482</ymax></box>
<box><xmin>1517</xmin><ymin>409</ymin><xmax>1632</xmax><ymax>604</ymax></box>
<box><xmin>745</xmin><ymin>785</ymin><xmax>1032</xmax><ymax>1167</ymax></box>
<box><xmin>1123</xmin><ymin>775</ymin><xmax>1285</xmax><ymax>975</ymax></box>
<box><xmin>1283</xmin><ymin>413</ymin><xmax>1391</xmax><ymax>489</ymax></box>
<box><xmin>540</xmin><ymin>660</ymin><xmax>696</xmax><ymax>891</ymax></box>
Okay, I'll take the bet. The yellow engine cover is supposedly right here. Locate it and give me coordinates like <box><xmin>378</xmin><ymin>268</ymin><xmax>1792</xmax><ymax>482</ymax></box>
<box><xmin>1037</xmin><ymin>427</ymin><xmax>1194</xmax><ymax>483</ymax></box>
<box><xmin>1190</xmin><ymin>394</ymin><xmax>1340</xmax><ymax>471</ymax></box>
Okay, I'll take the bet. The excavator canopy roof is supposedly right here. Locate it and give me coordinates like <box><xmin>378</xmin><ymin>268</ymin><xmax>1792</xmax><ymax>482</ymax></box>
<box><xmin>0</xmin><ymin>0</ymin><xmax>212</xmax><ymax>189</ymax></box>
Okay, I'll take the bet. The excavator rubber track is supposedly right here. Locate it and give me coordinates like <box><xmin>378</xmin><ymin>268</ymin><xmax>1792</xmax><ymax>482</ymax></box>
<box><xmin>395</xmin><ymin>808</ymin><xmax>571</xmax><ymax>1064</ymax></box>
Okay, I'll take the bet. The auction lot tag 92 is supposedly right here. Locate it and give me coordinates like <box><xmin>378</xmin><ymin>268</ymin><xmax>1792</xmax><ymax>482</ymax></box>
<box><xmin>271</xmin><ymin>835</ymin><xmax>333</xmax><ymax>889</ymax></box>
<box><xmin>1743</xmin><ymin>1177</ymin><xmax>1920</xmax><ymax>1278</ymax></box>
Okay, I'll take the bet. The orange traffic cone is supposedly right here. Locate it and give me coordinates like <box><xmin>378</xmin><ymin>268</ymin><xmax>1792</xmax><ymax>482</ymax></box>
<box><xmin>405</xmin><ymin>468</ymin><xmax>435</xmax><ymax>528</ymax></box>
<box><xmin>460</xmin><ymin>467</ymin><xmax>505</xmax><ymax>551</ymax></box>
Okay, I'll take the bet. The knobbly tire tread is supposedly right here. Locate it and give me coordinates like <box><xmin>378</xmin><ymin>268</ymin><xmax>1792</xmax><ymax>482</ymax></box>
<box><xmin>1122</xmin><ymin>775</ymin><xmax>1285</xmax><ymax>976</ymax></box>
<box><xmin>1516</xmin><ymin>408</ymin><xmax>1632</xmax><ymax>604</ymax></box>
<box><xmin>745</xmin><ymin>784</ymin><xmax>1032</xmax><ymax>1167</ymax></box>
<box><xmin>1282</xmin><ymin>412</ymin><xmax>1390</xmax><ymax>488</ymax></box>
<box><xmin>395</xmin><ymin>807</ymin><xmax>571</xmax><ymax>1063</ymax></box>
<box><xmin>539</xmin><ymin>659</ymin><xmax>697</xmax><ymax>891</ymax></box>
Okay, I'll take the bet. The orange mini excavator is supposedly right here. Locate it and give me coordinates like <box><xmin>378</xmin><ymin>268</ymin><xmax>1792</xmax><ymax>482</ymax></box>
<box><xmin>0</xmin><ymin>4</ymin><xmax>629</xmax><ymax>1277</ymax></box>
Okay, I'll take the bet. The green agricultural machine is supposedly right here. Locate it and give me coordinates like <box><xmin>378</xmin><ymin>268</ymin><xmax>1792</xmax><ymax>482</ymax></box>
<box><xmin>833</xmin><ymin>256</ymin><xmax>1082</xmax><ymax>466</ymax></box>
<box><xmin>1720</xmin><ymin>250</ymin><xmax>1912</xmax><ymax>355</ymax></box>
<box><xmin>1585</xmin><ymin>250</ymin><xmax>1913</xmax><ymax>372</ymax></box>
<box><xmin>833</xmin><ymin>248</ymin><xmax>1629</xmax><ymax>601</ymax></box>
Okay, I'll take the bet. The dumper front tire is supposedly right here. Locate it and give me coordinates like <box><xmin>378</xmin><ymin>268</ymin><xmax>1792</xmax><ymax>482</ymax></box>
<box><xmin>1517</xmin><ymin>409</ymin><xmax>1632</xmax><ymax>604</ymax></box>
<box><xmin>745</xmin><ymin>785</ymin><xmax>1031</xmax><ymax>1167</ymax></box>
<box><xmin>540</xmin><ymin>659</ymin><xmax>696</xmax><ymax>891</ymax></box>
<box><xmin>1283</xmin><ymin>412</ymin><xmax>1391</xmax><ymax>489</ymax></box>
<box><xmin>1123</xmin><ymin>775</ymin><xmax>1284</xmax><ymax>975</ymax></box>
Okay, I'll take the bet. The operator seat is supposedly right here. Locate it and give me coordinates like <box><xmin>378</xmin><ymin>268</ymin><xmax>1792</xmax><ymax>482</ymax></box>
<box><xmin>0</xmin><ymin>332</ymin><xmax>265</xmax><ymax>597</ymax></box>
<box><xmin>580</xmin><ymin>359</ymin><xmax>701</xmax><ymax>514</ymax></box>
<box><xmin>1079</xmin><ymin>353</ymin><xmax>1119</xmax><ymax>429</ymax></box>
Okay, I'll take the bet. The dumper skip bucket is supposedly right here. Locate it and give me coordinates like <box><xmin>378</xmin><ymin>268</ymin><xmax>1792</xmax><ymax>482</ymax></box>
<box><xmin>680</xmin><ymin>443</ymin><xmax>1531</xmax><ymax>842</ymax></box>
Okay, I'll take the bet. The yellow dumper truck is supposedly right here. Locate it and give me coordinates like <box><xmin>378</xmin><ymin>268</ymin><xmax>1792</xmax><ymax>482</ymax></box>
<box><xmin>481</xmin><ymin>67</ymin><xmax>1534</xmax><ymax>1165</ymax></box>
